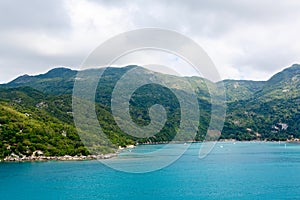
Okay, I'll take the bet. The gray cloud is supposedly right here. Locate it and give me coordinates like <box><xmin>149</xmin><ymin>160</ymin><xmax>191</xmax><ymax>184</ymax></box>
<box><xmin>89</xmin><ymin>0</ymin><xmax>299</xmax><ymax>37</ymax></box>
<box><xmin>1</xmin><ymin>0</ymin><xmax>300</xmax><ymax>82</ymax></box>
<box><xmin>87</xmin><ymin>0</ymin><xmax>300</xmax><ymax>79</ymax></box>
<box><xmin>0</xmin><ymin>0</ymin><xmax>70</xmax><ymax>32</ymax></box>
<box><xmin>0</xmin><ymin>0</ymin><xmax>73</xmax><ymax>82</ymax></box>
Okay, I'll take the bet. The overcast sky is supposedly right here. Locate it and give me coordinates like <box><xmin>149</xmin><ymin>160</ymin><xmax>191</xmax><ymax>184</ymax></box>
<box><xmin>1</xmin><ymin>0</ymin><xmax>300</xmax><ymax>83</ymax></box>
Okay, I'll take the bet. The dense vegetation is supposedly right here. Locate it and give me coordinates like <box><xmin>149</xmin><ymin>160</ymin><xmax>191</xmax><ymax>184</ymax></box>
<box><xmin>0</xmin><ymin>89</ymin><xmax>89</xmax><ymax>158</ymax></box>
<box><xmin>222</xmin><ymin>64</ymin><xmax>300</xmax><ymax>141</ymax></box>
<box><xmin>1</xmin><ymin>64</ymin><xmax>300</xmax><ymax>159</ymax></box>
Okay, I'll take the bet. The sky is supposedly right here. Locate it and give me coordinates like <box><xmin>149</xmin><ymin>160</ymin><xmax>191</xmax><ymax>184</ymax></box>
<box><xmin>1</xmin><ymin>0</ymin><xmax>300</xmax><ymax>83</ymax></box>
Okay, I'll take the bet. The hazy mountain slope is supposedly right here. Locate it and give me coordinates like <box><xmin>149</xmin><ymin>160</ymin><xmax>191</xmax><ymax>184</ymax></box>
<box><xmin>223</xmin><ymin>64</ymin><xmax>300</xmax><ymax>140</ymax></box>
<box><xmin>255</xmin><ymin>64</ymin><xmax>300</xmax><ymax>101</ymax></box>
<box><xmin>221</xmin><ymin>80</ymin><xmax>265</xmax><ymax>102</ymax></box>
<box><xmin>4</xmin><ymin>68</ymin><xmax>77</xmax><ymax>95</ymax></box>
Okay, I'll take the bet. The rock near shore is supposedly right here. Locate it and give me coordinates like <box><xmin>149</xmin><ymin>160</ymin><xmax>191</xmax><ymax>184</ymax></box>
<box><xmin>2</xmin><ymin>153</ymin><xmax>117</xmax><ymax>162</ymax></box>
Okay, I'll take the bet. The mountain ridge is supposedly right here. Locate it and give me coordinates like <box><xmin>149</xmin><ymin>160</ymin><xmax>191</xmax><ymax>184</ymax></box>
<box><xmin>0</xmin><ymin>64</ymin><xmax>300</xmax><ymax>160</ymax></box>
<box><xmin>3</xmin><ymin>64</ymin><xmax>300</xmax><ymax>102</ymax></box>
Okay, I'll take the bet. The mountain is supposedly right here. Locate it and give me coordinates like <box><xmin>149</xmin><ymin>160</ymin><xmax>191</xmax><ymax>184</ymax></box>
<box><xmin>1</xmin><ymin>66</ymin><xmax>270</xmax><ymax>102</ymax></box>
<box><xmin>255</xmin><ymin>64</ymin><xmax>300</xmax><ymax>101</ymax></box>
<box><xmin>1</xmin><ymin>64</ymin><xmax>300</xmax><ymax>159</ymax></box>
<box><xmin>221</xmin><ymin>80</ymin><xmax>265</xmax><ymax>102</ymax></box>
<box><xmin>0</xmin><ymin>87</ymin><xmax>90</xmax><ymax>158</ymax></box>
<box><xmin>0</xmin><ymin>66</ymin><xmax>212</xmax><ymax>159</ymax></box>
<box><xmin>5</xmin><ymin>68</ymin><xmax>77</xmax><ymax>95</ymax></box>
<box><xmin>223</xmin><ymin>64</ymin><xmax>300</xmax><ymax>140</ymax></box>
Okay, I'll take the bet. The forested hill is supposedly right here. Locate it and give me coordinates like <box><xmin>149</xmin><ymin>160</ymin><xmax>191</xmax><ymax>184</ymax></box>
<box><xmin>4</xmin><ymin>68</ymin><xmax>77</xmax><ymax>95</ymax></box>
<box><xmin>0</xmin><ymin>64</ymin><xmax>300</xmax><ymax>159</ymax></box>
<box><xmin>223</xmin><ymin>64</ymin><xmax>300</xmax><ymax>140</ymax></box>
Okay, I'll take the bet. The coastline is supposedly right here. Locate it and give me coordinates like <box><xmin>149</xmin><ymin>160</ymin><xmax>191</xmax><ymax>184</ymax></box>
<box><xmin>0</xmin><ymin>153</ymin><xmax>118</xmax><ymax>162</ymax></box>
<box><xmin>0</xmin><ymin>145</ymin><xmax>136</xmax><ymax>163</ymax></box>
<box><xmin>2</xmin><ymin>140</ymin><xmax>298</xmax><ymax>163</ymax></box>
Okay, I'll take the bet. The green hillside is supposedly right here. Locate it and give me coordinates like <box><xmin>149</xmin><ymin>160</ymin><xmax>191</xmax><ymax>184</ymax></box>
<box><xmin>223</xmin><ymin>64</ymin><xmax>300</xmax><ymax>140</ymax></box>
<box><xmin>0</xmin><ymin>88</ymin><xmax>89</xmax><ymax>159</ymax></box>
<box><xmin>221</xmin><ymin>80</ymin><xmax>265</xmax><ymax>102</ymax></box>
<box><xmin>1</xmin><ymin>64</ymin><xmax>300</xmax><ymax>159</ymax></box>
<box><xmin>4</xmin><ymin>68</ymin><xmax>77</xmax><ymax>95</ymax></box>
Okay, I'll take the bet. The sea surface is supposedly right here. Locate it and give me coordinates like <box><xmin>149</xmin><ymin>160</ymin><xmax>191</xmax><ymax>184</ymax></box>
<box><xmin>1</xmin><ymin>142</ymin><xmax>300</xmax><ymax>200</ymax></box>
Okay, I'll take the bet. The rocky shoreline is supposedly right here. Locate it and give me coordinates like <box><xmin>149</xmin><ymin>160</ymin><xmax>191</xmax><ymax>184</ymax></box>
<box><xmin>1</xmin><ymin>153</ymin><xmax>118</xmax><ymax>162</ymax></box>
<box><xmin>3</xmin><ymin>141</ymin><xmax>298</xmax><ymax>162</ymax></box>
<box><xmin>1</xmin><ymin>145</ymin><xmax>137</xmax><ymax>162</ymax></box>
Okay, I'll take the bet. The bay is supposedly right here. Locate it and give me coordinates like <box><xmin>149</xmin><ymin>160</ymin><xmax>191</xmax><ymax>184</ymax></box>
<box><xmin>1</xmin><ymin>142</ymin><xmax>300</xmax><ymax>200</ymax></box>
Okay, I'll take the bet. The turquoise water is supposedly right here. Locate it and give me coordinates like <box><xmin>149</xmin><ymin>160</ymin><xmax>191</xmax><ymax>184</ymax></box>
<box><xmin>1</xmin><ymin>142</ymin><xmax>300</xmax><ymax>200</ymax></box>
